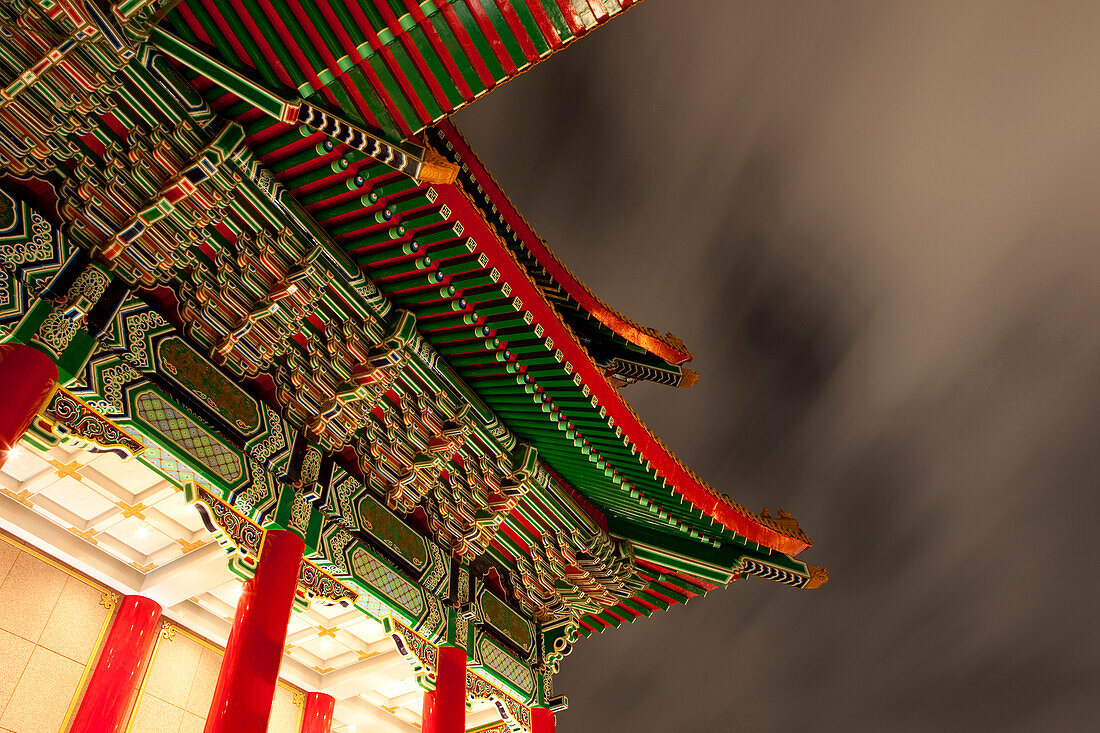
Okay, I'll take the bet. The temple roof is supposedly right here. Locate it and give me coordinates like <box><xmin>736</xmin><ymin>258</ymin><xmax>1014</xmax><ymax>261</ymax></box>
<box><xmin>437</xmin><ymin>123</ymin><xmax>695</xmax><ymax>381</ymax></box>
<box><xmin>0</xmin><ymin>0</ymin><xmax>821</xmax><ymax>652</ymax></box>
<box><xmin>0</xmin><ymin>1</ymin><xmax>824</xmax><ymax>727</ymax></box>
<box><xmin>161</xmin><ymin>0</ymin><xmax>650</xmax><ymax>142</ymax></box>
<box><xmin>175</xmin><ymin>66</ymin><xmax>812</xmax><ymax>558</ymax></box>
<box><xmin>431</xmin><ymin>123</ymin><xmax>812</xmax><ymax>556</ymax></box>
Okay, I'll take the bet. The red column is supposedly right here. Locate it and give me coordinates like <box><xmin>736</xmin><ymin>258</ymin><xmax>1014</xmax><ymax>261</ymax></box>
<box><xmin>421</xmin><ymin>645</ymin><xmax>466</xmax><ymax>733</ymax></box>
<box><xmin>0</xmin><ymin>343</ymin><xmax>57</xmax><ymax>468</ymax></box>
<box><xmin>69</xmin><ymin>594</ymin><xmax>162</xmax><ymax>733</ymax></box>
<box><xmin>205</xmin><ymin>529</ymin><xmax>305</xmax><ymax>733</ymax></box>
<box><xmin>531</xmin><ymin>707</ymin><xmax>556</xmax><ymax>733</ymax></box>
<box><xmin>299</xmin><ymin>692</ymin><xmax>335</xmax><ymax>733</ymax></box>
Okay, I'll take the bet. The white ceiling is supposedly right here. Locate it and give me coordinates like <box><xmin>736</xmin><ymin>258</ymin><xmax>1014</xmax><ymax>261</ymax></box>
<box><xmin>0</xmin><ymin>439</ymin><xmax>505</xmax><ymax>732</ymax></box>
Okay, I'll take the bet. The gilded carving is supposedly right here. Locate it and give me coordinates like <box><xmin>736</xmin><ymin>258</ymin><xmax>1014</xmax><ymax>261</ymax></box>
<box><xmin>40</xmin><ymin>387</ymin><xmax>145</xmax><ymax>459</ymax></box>
<box><xmin>185</xmin><ymin>482</ymin><xmax>358</xmax><ymax>607</ymax></box>
<box><xmin>98</xmin><ymin>591</ymin><xmax>118</xmax><ymax>611</ymax></box>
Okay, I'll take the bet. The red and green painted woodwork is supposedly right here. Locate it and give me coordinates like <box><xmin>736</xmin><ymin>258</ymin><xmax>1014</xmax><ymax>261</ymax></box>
<box><xmin>386</xmin><ymin>613</ymin><xmax>550</xmax><ymax>733</ymax></box>
<box><xmin>0</xmin><ymin>189</ymin><xmax>118</xmax><ymax>388</ymax></box>
<box><xmin>159</xmin><ymin>0</ymin><xmax>649</xmax><ymax>142</ymax></box>
<box><xmin>1</xmin><ymin>190</ymin><xmax>815</xmax><ymax>730</ymax></box>
<box><xmin>0</xmin><ymin>6</ymin><xmax>828</xmax><ymax>729</ymax></box>
<box><xmin>2</xmin><ymin>2</ymin><xmax>787</xmax><ymax>579</ymax></box>
<box><xmin>0</xmin><ymin>58</ymin><xmax>818</xmax><ymax>568</ymax></box>
<box><xmin>68</xmin><ymin>595</ymin><xmax>163</xmax><ymax>733</ymax></box>
<box><xmin>0</xmin><ymin>32</ymin><xmax>821</xmax><ymax>614</ymax></box>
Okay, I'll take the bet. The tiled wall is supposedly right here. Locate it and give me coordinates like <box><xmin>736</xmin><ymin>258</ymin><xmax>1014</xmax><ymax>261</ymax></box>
<box><xmin>129</xmin><ymin>625</ymin><xmax>302</xmax><ymax>733</ymax></box>
<box><xmin>0</xmin><ymin>534</ymin><xmax>304</xmax><ymax>733</ymax></box>
<box><xmin>0</xmin><ymin>534</ymin><xmax>114</xmax><ymax>733</ymax></box>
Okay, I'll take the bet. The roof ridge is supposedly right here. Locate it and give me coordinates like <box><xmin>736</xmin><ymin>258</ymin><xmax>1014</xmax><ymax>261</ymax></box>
<box><xmin>435</xmin><ymin>123</ymin><xmax>812</xmax><ymax>556</ymax></box>
<box><xmin>437</xmin><ymin>121</ymin><xmax>694</xmax><ymax>366</ymax></box>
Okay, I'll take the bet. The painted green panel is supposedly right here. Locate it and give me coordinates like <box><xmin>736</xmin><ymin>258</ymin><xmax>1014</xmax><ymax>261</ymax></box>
<box><xmin>158</xmin><ymin>336</ymin><xmax>263</xmax><ymax>434</ymax></box>
<box><xmin>479</xmin><ymin>588</ymin><xmax>534</xmax><ymax>651</ymax></box>
<box><xmin>349</xmin><ymin>545</ymin><xmax>425</xmax><ymax>615</ymax></box>
<box><xmin>132</xmin><ymin>387</ymin><xmax>244</xmax><ymax>484</ymax></box>
<box><xmin>356</xmin><ymin>491</ymin><xmax>429</xmax><ymax>569</ymax></box>
<box><xmin>477</xmin><ymin>634</ymin><xmax>535</xmax><ymax>696</ymax></box>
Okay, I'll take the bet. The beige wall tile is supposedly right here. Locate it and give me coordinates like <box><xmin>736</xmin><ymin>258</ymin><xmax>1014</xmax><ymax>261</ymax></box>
<box><xmin>0</xmin><ymin>630</ymin><xmax>34</xmax><ymax>715</ymax></box>
<box><xmin>37</xmin><ymin>577</ymin><xmax>109</xmax><ymax>663</ymax></box>
<box><xmin>267</xmin><ymin>685</ymin><xmax>302</xmax><ymax>733</ymax></box>
<box><xmin>143</xmin><ymin>634</ymin><xmax>202</xmax><ymax>708</ymax></box>
<box><xmin>183</xmin><ymin>646</ymin><xmax>221</xmax><ymax>717</ymax></box>
<box><xmin>129</xmin><ymin>694</ymin><xmax>184</xmax><ymax>733</ymax></box>
<box><xmin>0</xmin><ymin>645</ymin><xmax>83</xmax><ymax>733</ymax></box>
<box><xmin>0</xmin><ymin>543</ymin><xmax>18</xmax><ymax>588</ymax></box>
<box><xmin>178</xmin><ymin>712</ymin><xmax>205</xmax><ymax>733</ymax></box>
<box><xmin>0</xmin><ymin>552</ymin><xmax>67</xmax><ymax>642</ymax></box>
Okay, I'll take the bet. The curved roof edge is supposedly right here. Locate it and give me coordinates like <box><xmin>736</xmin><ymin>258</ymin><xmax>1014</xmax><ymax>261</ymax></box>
<box><xmin>437</xmin><ymin>121</ymin><xmax>694</xmax><ymax>367</ymax></box>
<box><xmin>435</xmin><ymin>123</ymin><xmax>811</xmax><ymax>557</ymax></box>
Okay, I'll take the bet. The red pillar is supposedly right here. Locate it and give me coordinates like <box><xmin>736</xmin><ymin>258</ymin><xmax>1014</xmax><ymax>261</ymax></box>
<box><xmin>69</xmin><ymin>594</ymin><xmax>162</xmax><ymax>733</ymax></box>
<box><xmin>299</xmin><ymin>692</ymin><xmax>335</xmax><ymax>733</ymax></box>
<box><xmin>421</xmin><ymin>645</ymin><xmax>466</xmax><ymax>733</ymax></box>
<box><xmin>205</xmin><ymin>529</ymin><xmax>305</xmax><ymax>733</ymax></box>
<box><xmin>0</xmin><ymin>343</ymin><xmax>57</xmax><ymax>468</ymax></box>
<box><xmin>531</xmin><ymin>707</ymin><xmax>556</xmax><ymax>733</ymax></box>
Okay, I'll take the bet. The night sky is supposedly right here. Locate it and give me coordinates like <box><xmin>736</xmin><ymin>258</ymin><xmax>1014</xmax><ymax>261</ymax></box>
<box><xmin>456</xmin><ymin>1</ymin><xmax>1100</xmax><ymax>730</ymax></box>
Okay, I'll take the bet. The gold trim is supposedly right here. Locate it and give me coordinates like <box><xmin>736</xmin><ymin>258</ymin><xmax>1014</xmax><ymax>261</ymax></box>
<box><xmin>0</xmin><ymin>486</ymin><xmax>34</xmax><ymax>506</ymax></box>
<box><xmin>67</xmin><ymin>526</ymin><xmax>99</xmax><ymax>545</ymax></box>
<box><xmin>417</xmin><ymin>150</ymin><xmax>459</xmax><ymax>185</ymax></box>
<box><xmin>60</xmin><ymin>594</ymin><xmax>116</xmax><ymax>731</ymax></box>
<box><xmin>99</xmin><ymin>591</ymin><xmax>119</xmax><ymax>611</ymax></box>
<box><xmin>175</xmin><ymin>537</ymin><xmax>205</xmax><ymax>553</ymax></box>
<box><xmin>48</xmin><ymin>458</ymin><xmax>83</xmax><ymax>480</ymax></box>
<box><xmin>116</xmin><ymin>501</ymin><xmax>147</xmax><ymax>519</ymax></box>
<box><xmin>39</xmin><ymin>384</ymin><xmax>146</xmax><ymax>458</ymax></box>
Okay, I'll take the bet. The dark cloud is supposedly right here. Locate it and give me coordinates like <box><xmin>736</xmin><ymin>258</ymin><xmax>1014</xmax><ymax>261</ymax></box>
<box><xmin>456</xmin><ymin>1</ymin><xmax>1100</xmax><ymax>730</ymax></box>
